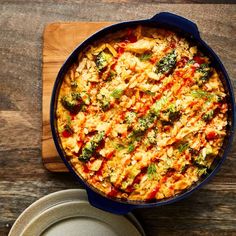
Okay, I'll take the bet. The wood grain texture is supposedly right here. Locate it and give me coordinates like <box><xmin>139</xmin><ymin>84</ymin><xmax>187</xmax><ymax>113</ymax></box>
<box><xmin>42</xmin><ymin>22</ymin><xmax>113</xmax><ymax>172</ymax></box>
<box><xmin>0</xmin><ymin>1</ymin><xmax>236</xmax><ymax>236</ymax></box>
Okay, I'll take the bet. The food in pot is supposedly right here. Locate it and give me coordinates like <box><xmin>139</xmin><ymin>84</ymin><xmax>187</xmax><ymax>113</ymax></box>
<box><xmin>56</xmin><ymin>26</ymin><xmax>228</xmax><ymax>201</ymax></box>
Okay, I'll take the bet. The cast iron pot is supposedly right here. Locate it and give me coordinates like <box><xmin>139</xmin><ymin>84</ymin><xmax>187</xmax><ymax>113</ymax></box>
<box><xmin>50</xmin><ymin>12</ymin><xmax>235</xmax><ymax>214</ymax></box>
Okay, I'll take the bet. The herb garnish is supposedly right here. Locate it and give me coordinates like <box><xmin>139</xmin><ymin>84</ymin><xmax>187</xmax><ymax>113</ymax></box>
<box><xmin>178</xmin><ymin>142</ymin><xmax>189</xmax><ymax>152</ymax></box>
<box><xmin>111</xmin><ymin>89</ymin><xmax>123</xmax><ymax>99</ymax></box>
<box><xmin>140</xmin><ymin>53</ymin><xmax>152</xmax><ymax>61</ymax></box>
<box><xmin>127</xmin><ymin>144</ymin><xmax>135</xmax><ymax>153</ymax></box>
<box><xmin>202</xmin><ymin>110</ymin><xmax>214</xmax><ymax>122</ymax></box>
<box><xmin>191</xmin><ymin>90</ymin><xmax>213</xmax><ymax>101</ymax></box>
<box><xmin>147</xmin><ymin>163</ymin><xmax>157</xmax><ymax>178</ymax></box>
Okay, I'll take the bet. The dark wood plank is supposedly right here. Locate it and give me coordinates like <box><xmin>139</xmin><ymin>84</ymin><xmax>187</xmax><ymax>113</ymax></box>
<box><xmin>0</xmin><ymin>2</ymin><xmax>235</xmax><ymax>236</ymax></box>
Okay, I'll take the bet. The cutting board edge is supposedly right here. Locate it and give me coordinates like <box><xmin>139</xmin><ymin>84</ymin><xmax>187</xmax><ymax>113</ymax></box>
<box><xmin>42</xmin><ymin>21</ymin><xmax>115</xmax><ymax>172</ymax></box>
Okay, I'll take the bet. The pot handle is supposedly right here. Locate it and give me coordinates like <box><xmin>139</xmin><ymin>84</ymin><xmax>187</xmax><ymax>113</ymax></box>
<box><xmin>150</xmin><ymin>12</ymin><xmax>200</xmax><ymax>40</ymax></box>
<box><xmin>86</xmin><ymin>188</ymin><xmax>137</xmax><ymax>215</ymax></box>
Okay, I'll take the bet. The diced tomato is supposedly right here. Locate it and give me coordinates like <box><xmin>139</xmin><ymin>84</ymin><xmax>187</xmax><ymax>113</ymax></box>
<box><xmin>175</xmin><ymin>70</ymin><xmax>183</xmax><ymax>77</ymax></box>
<box><xmin>126</xmin><ymin>34</ymin><xmax>137</xmax><ymax>43</ymax></box>
<box><xmin>122</xmin><ymin>130</ymin><xmax>128</xmax><ymax>138</ymax></box>
<box><xmin>147</xmin><ymin>185</ymin><xmax>160</xmax><ymax>200</ymax></box>
<box><xmin>163</xmin><ymin>46</ymin><xmax>171</xmax><ymax>53</ymax></box>
<box><xmin>70</xmin><ymin>114</ymin><xmax>76</xmax><ymax>120</ymax></box>
<box><xmin>206</xmin><ymin>131</ymin><xmax>218</xmax><ymax>140</ymax></box>
<box><xmin>62</xmin><ymin>130</ymin><xmax>72</xmax><ymax>138</ymax></box>
<box><xmin>117</xmin><ymin>47</ymin><xmax>125</xmax><ymax>55</ymax></box>
<box><xmin>177</xmin><ymin>56</ymin><xmax>189</xmax><ymax>68</ymax></box>
<box><xmin>130</xmin><ymin>65</ymin><xmax>136</xmax><ymax>71</ymax></box>
<box><xmin>162</xmin><ymin>176</ymin><xmax>168</xmax><ymax>183</ymax></box>
<box><xmin>83</xmin><ymin>164</ymin><xmax>90</xmax><ymax>173</ymax></box>
<box><xmin>119</xmin><ymin>112</ymin><xmax>126</xmax><ymax>120</ymax></box>
<box><xmin>170</xmin><ymin>41</ymin><xmax>176</xmax><ymax>49</ymax></box>
<box><xmin>106</xmin><ymin>150</ymin><xmax>115</xmax><ymax>159</ymax></box>
<box><xmin>150</xmin><ymin>56</ymin><xmax>158</xmax><ymax>64</ymax></box>
<box><xmin>96</xmin><ymin>160</ymin><xmax>106</xmax><ymax>176</ymax></box>
<box><xmin>77</xmin><ymin>141</ymin><xmax>83</xmax><ymax>148</ymax></box>
<box><xmin>189</xmin><ymin>101</ymin><xmax>197</xmax><ymax>107</ymax></box>
<box><xmin>111</xmin><ymin>61</ymin><xmax>118</xmax><ymax>70</ymax></box>
<box><xmin>107</xmin><ymin>186</ymin><xmax>118</xmax><ymax>198</ymax></box>
<box><xmin>105</xmin><ymin>126</ymin><xmax>112</xmax><ymax>136</ymax></box>
<box><xmin>169</xmin><ymin>185</ymin><xmax>174</xmax><ymax>191</ymax></box>
<box><xmin>193</xmin><ymin>56</ymin><xmax>205</xmax><ymax>64</ymax></box>
<box><xmin>183</xmin><ymin>77</ymin><xmax>193</xmax><ymax>87</ymax></box>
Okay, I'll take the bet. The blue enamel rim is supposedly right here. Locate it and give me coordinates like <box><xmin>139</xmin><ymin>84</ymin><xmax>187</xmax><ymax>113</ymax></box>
<box><xmin>50</xmin><ymin>12</ymin><xmax>235</xmax><ymax>214</ymax></box>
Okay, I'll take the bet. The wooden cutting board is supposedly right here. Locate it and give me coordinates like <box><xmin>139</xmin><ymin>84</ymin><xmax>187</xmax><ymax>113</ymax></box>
<box><xmin>42</xmin><ymin>22</ymin><xmax>114</xmax><ymax>172</ymax></box>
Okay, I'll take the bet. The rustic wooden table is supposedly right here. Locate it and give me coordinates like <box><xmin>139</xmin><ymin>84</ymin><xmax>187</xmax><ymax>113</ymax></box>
<box><xmin>1</xmin><ymin>1</ymin><xmax>236</xmax><ymax>236</ymax></box>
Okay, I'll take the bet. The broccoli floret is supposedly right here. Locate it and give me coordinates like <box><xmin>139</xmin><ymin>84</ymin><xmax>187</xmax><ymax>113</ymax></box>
<box><xmin>135</xmin><ymin>115</ymin><xmax>155</xmax><ymax>132</ymax></box>
<box><xmin>61</xmin><ymin>92</ymin><xmax>84</xmax><ymax>114</ymax></box>
<box><xmin>151</xmin><ymin>97</ymin><xmax>167</xmax><ymax>115</ymax></box>
<box><xmin>155</xmin><ymin>51</ymin><xmax>177</xmax><ymax>75</ymax></box>
<box><xmin>131</xmin><ymin>114</ymin><xmax>156</xmax><ymax>141</ymax></box>
<box><xmin>187</xmin><ymin>59</ymin><xmax>195</xmax><ymax>65</ymax></box>
<box><xmin>97</xmin><ymin>94</ymin><xmax>110</xmax><ymax>111</ymax></box>
<box><xmin>71</xmin><ymin>81</ymin><xmax>78</xmax><ymax>89</ymax></box>
<box><xmin>192</xmin><ymin>154</ymin><xmax>207</xmax><ymax>167</ymax></box>
<box><xmin>107</xmin><ymin>70</ymin><xmax>117</xmax><ymax>81</ymax></box>
<box><xmin>101</xmin><ymin>100</ymin><xmax>110</xmax><ymax>111</ymax></box>
<box><xmin>111</xmin><ymin>89</ymin><xmax>123</xmax><ymax>99</ymax></box>
<box><xmin>169</xmin><ymin>110</ymin><xmax>181</xmax><ymax>122</ymax></box>
<box><xmin>80</xmin><ymin>91</ymin><xmax>91</xmax><ymax>105</ymax></box>
<box><xmin>78</xmin><ymin>132</ymin><xmax>104</xmax><ymax>162</ymax></box>
<box><xmin>197</xmin><ymin>63</ymin><xmax>211</xmax><ymax>81</ymax></box>
<box><xmin>125</xmin><ymin>112</ymin><xmax>136</xmax><ymax>124</ymax></box>
<box><xmin>147</xmin><ymin>129</ymin><xmax>157</xmax><ymax>144</ymax></box>
<box><xmin>64</xmin><ymin>124</ymin><xmax>73</xmax><ymax>134</ymax></box>
<box><xmin>96</xmin><ymin>51</ymin><xmax>113</xmax><ymax>71</ymax></box>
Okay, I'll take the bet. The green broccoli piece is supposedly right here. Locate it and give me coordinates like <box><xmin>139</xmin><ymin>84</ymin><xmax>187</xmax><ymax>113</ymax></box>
<box><xmin>125</xmin><ymin>112</ymin><xmax>136</xmax><ymax>124</ymax></box>
<box><xmin>107</xmin><ymin>70</ymin><xmax>117</xmax><ymax>81</ymax></box>
<box><xmin>155</xmin><ymin>51</ymin><xmax>177</xmax><ymax>75</ymax></box>
<box><xmin>96</xmin><ymin>51</ymin><xmax>113</xmax><ymax>71</ymax></box>
<box><xmin>61</xmin><ymin>92</ymin><xmax>84</xmax><ymax>114</ymax></box>
<box><xmin>130</xmin><ymin>114</ymin><xmax>156</xmax><ymax>141</ymax></box>
<box><xmin>111</xmin><ymin>89</ymin><xmax>123</xmax><ymax>99</ymax></box>
<box><xmin>78</xmin><ymin>132</ymin><xmax>104</xmax><ymax>162</ymax></box>
<box><xmin>101</xmin><ymin>100</ymin><xmax>110</xmax><ymax>111</ymax></box>
<box><xmin>197</xmin><ymin>63</ymin><xmax>211</xmax><ymax>81</ymax></box>
<box><xmin>64</xmin><ymin>124</ymin><xmax>73</xmax><ymax>135</ymax></box>
<box><xmin>147</xmin><ymin>129</ymin><xmax>157</xmax><ymax>144</ymax></box>
<box><xmin>169</xmin><ymin>110</ymin><xmax>181</xmax><ymax>123</ymax></box>
<box><xmin>151</xmin><ymin>97</ymin><xmax>167</xmax><ymax>115</ymax></box>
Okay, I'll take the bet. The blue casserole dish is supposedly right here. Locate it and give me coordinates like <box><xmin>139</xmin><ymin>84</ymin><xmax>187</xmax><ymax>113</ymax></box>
<box><xmin>50</xmin><ymin>12</ymin><xmax>235</xmax><ymax>214</ymax></box>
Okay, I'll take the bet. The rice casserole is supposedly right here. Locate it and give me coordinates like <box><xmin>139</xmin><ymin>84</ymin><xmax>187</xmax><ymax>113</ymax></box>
<box><xmin>56</xmin><ymin>26</ymin><xmax>228</xmax><ymax>201</ymax></box>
